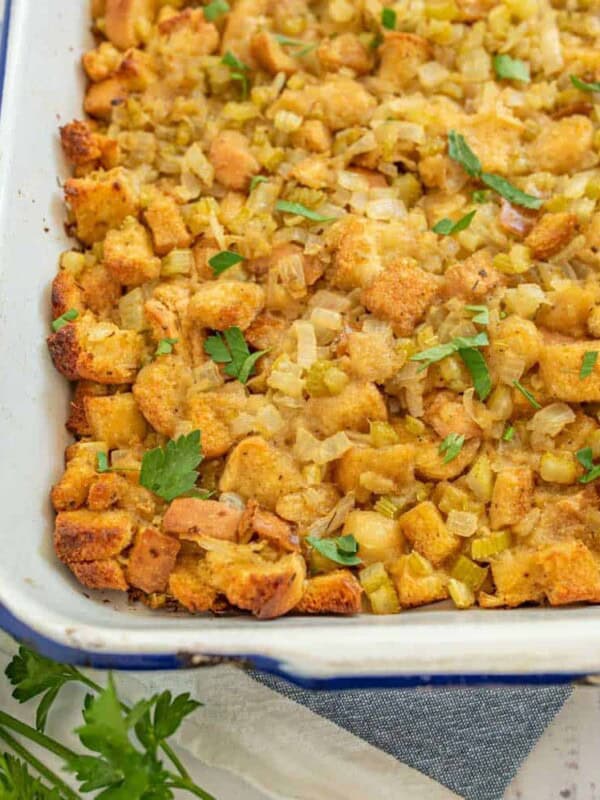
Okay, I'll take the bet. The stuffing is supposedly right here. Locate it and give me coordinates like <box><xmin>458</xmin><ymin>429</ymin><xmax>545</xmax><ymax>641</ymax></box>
<box><xmin>389</xmin><ymin>555</ymin><xmax>449</xmax><ymax>609</ymax></box>
<box><xmin>305</xmin><ymin>381</ymin><xmax>387</xmax><ymax>437</ymax></box>
<box><xmin>54</xmin><ymin>509</ymin><xmax>135</xmax><ymax>563</ymax></box>
<box><xmin>64</xmin><ymin>168</ymin><xmax>139</xmax><ymax>244</ymax></box>
<box><xmin>105</xmin><ymin>0</ymin><xmax>156</xmax><ymax>50</ymax></box>
<box><xmin>144</xmin><ymin>192</ymin><xmax>192</xmax><ymax>255</ymax></box>
<box><xmin>317</xmin><ymin>34</ymin><xmax>372</xmax><ymax>76</ymax></box>
<box><xmin>168</xmin><ymin>549</ymin><xmax>222</xmax><ymax>613</ymax></box>
<box><xmin>334</xmin><ymin>444</ymin><xmax>415</xmax><ymax>502</ymax></box>
<box><xmin>103</xmin><ymin>216</ymin><xmax>161</xmax><ymax>286</ymax></box>
<box><xmin>250</xmin><ymin>32</ymin><xmax>298</xmax><ymax>76</ymax></box>
<box><xmin>133</xmin><ymin>356</ymin><xmax>192</xmax><ymax>437</ymax></box>
<box><xmin>490</xmin><ymin>468</ymin><xmax>534</xmax><ymax>529</ymax></box>
<box><xmin>540</xmin><ymin>341</ymin><xmax>600</xmax><ymax>402</ymax></box>
<box><xmin>163</xmin><ymin>498</ymin><xmax>242</xmax><ymax>541</ymax></box>
<box><xmin>295</xmin><ymin>570</ymin><xmax>362</xmax><ymax>614</ymax></box>
<box><xmin>378</xmin><ymin>32</ymin><xmax>431</xmax><ymax>89</ymax></box>
<box><xmin>70</xmin><ymin>559</ymin><xmax>128</xmax><ymax>591</ymax></box>
<box><xmin>398</xmin><ymin>502</ymin><xmax>460</xmax><ymax>566</ymax></box>
<box><xmin>209</xmin><ymin>130</ymin><xmax>260</xmax><ymax>191</ymax></box>
<box><xmin>66</xmin><ymin>381</ymin><xmax>109</xmax><ymax>437</ymax></box>
<box><xmin>84</xmin><ymin>392</ymin><xmax>147</xmax><ymax>448</ymax></box>
<box><xmin>188</xmin><ymin>280</ymin><xmax>265</xmax><ymax>331</ymax></box>
<box><xmin>51</xmin><ymin>442</ymin><xmax>107</xmax><ymax>512</ymax></box>
<box><xmin>423</xmin><ymin>391</ymin><xmax>481</xmax><ymax>440</ymax></box>
<box><xmin>126</xmin><ymin>527</ymin><xmax>180</xmax><ymax>593</ymax></box>
<box><xmin>527</xmin><ymin>116</ymin><xmax>594</xmax><ymax>175</ymax></box>
<box><xmin>441</xmin><ymin>250</ymin><xmax>503</xmax><ymax>301</ymax></box>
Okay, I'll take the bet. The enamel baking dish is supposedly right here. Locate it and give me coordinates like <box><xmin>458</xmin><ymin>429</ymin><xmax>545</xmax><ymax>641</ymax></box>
<box><xmin>1</xmin><ymin>0</ymin><xmax>600</xmax><ymax>687</ymax></box>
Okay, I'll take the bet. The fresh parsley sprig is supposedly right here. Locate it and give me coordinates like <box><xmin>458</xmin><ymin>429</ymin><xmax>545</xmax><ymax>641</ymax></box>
<box><xmin>439</xmin><ymin>433</ymin><xmax>465</xmax><ymax>464</ymax></box>
<box><xmin>432</xmin><ymin>210</ymin><xmax>476</xmax><ymax>236</ymax></box>
<box><xmin>306</xmin><ymin>533</ymin><xmax>362</xmax><ymax>566</ymax></box>
<box><xmin>205</xmin><ymin>326</ymin><xmax>267</xmax><ymax>384</ymax></box>
<box><xmin>580</xmin><ymin>351</ymin><xmax>598</xmax><ymax>380</ymax></box>
<box><xmin>275</xmin><ymin>199</ymin><xmax>335</xmax><ymax>223</ymax></box>
<box><xmin>208</xmin><ymin>250</ymin><xmax>246</xmax><ymax>276</ymax></box>
<box><xmin>2</xmin><ymin>645</ymin><xmax>214</xmax><ymax>799</ymax></box>
<box><xmin>273</xmin><ymin>34</ymin><xmax>317</xmax><ymax>57</ymax></box>
<box><xmin>513</xmin><ymin>379</ymin><xmax>541</xmax><ymax>409</ymax></box>
<box><xmin>493</xmin><ymin>54</ymin><xmax>530</xmax><ymax>83</ymax></box>
<box><xmin>222</xmin><ymin>51</ymin><xmax>250</xmax><ymax>99</ymax></box>
<box><xmin>204</xmin><ymin>0</ymin><xmax>230</xmax><ymax>20</ymax></box>
<box><xmin>156</xmin><ymin>337</ymin><xmax>179</xmax><ymax>356</ymax></box>
<box><xmin>447</xmin><ymin>130</ymin><xmax>542</xmax><ymax>210</ymax></box>
<box><xmin>577</xmin><ymin>447</ymin><xmax>600</xmax><ymax>484</ymax></box>
<box><xmin>411</xmin><ymin>332</ymin><xmax>491</xmax><ymax>400</ymax></box>
<box><xmin>570</xmin><ymin>75</ymin><xmax>600</xmax><ymax>93</ymax></box>
<box><xmin>140</xmin><ymin>430</ymin><xmax>204</xmax><ymax>502</ymax></box>
<box><xmin>381</xmin><ymin>7</ymin><xmax>396</xmax><ymax>29</ymax></box>
<box><xmin>502</xmin><ymin>425</ymin><xmax>515</xmax><ymax>442</ymax></box>
<box><xmin>51</xmin><ymin>309</ymin><xmax>79</xmax><ymax>333</ymax></box>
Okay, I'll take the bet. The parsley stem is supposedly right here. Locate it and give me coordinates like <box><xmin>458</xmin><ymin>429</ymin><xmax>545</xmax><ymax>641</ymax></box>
<box><xmin>0</xmin><ymin>710</ymin><xmax>77</xmax><ymax>762</ymax></box>
<box><xmin>169</xmin><ymin>777</ymin><xmax>218</xmax><ymax>800</ymax></box>
<box><xmin>0</xmin><ymin>726</ymin><xmax>80</xmax><ymax>800</ymax></box>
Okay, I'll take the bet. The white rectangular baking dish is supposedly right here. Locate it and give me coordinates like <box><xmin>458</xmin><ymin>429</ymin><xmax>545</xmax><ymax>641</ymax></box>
<box><xmin>1</xmin><ymin>0</ymin><xmax>600</xmax><ymax>686</ymax></box>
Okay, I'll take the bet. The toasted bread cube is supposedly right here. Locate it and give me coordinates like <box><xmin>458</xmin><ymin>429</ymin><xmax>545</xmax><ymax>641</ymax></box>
<box><xmin>342</xmin><ymin>510</ymin><xmax>405</xmax><ymax>566</ymax></box>
<box><xmin>536</xmin><ymin>285</ymin><xmax>594</xmax><ymax>339</ymax></box>
<box><xmin>361</xmin><ymin>259</ymin><xmax>440</xmax><ymax>336</ymax></box>
<box><xmin>540</xmin><ymin>341</ymin><xmax>600</xmax><ymax>402</ymax></box>
<box><xmin>206</xmin><ymin>546</ymin><xmax>306</xmax><ymax>619</ymax></box>
<box><xmin>64</xmin><ymin>169</ymin><xmax>139</xmax><ymax>244</ymax></box>
<box><xmin>51</xmin><ymin>271</ymin><xmax>84</xmax><ymax>319</ymax></box>
<box><xmin>158</xmin><ymin>8</ymin><xmax>218</xmax><ymax>51</ymax></box>
<box><xmin>305</xmin><ymin>381</ymin><xmax>387</xmax><ymax>437</ymax></box>
<box><xmin>291</xmin><ymin>120</ymin><xmax>332</xmax><ymax>153</ymax></box>
<box><xmin>48</xmin><ymin>314</ymin><xmax>145</xmax><ymax>384</ymax></box>
<box><xmin>245</xmin><ymin>313</ymin><xmax>287</xmax><ymax>352</ymax></box>
<box><xmin>415</xmin><ymin>438</ymin><xmax>480</xmax><ymax>481</ymax></box>
<box><xmin>209</xmin><ymin>130</ymin><xmax>260</xmax><ymax>192</ymax></box>
<box><xmin>539</xmin><ymin>540</ymin><xmax>600</xmax><ymax>606</ymax></box>
<box><xmin>220</xmin><ymin>436</ymin><xmax>304</xmax><ymax>509</ymax></box>
<box><xmin>104</xmin><ymin>217</ymin><xmax>161</xmax><ymax>286</ymax></box>
<box><xmin>51</xmin><ymin>441</ymin><xmax>107</xmax><ymax>512</ymax></box>
<box><xmin>490</xmin><ymin>468</ymin><xmax>534</xmax><ymax>529</ymax></box>
<box><xmin>186</xmin><ymin>388</ymin><xmax>245</xmax><ymax>459</ymax></box>
<box><xmin>442</xmin><ymin>250</ymin><xmax>503</xmax><ymax>301</ymax></box>
<box><xmin>347</xmin><ymin>331</ymin><xmax>404</xmax><ymax>382</ymax></box>
<box><xmin>87</xmin><ymin>472</ymin><xmax>157</xmax><ymax>520</ymax></box>
<box><xmin>144</xmin><ymin>193</ymin><xmax>192</xmax><ymax>255</ymax></box>
<box><xmin>250</xmin><ymin>31</ymin><xmax>298</xmax><ymax>76</ymax></box>
<box><xmin>389</xmin><ymin>555</ymin><xmax>449</xmax><ymax>608</ymax></box>
<box><xmin>67</xmin><ymin>381</ymin><xmax>110</xmax><ymax>436</ymax></box>
<box><xmin>163</xmin><ymin>499</ymin><xmax>242</xmax><ymax>541</ymax></box>
<box><xmin>329</xmin><ymin>217</ymin><xmax>383</xmax><ymax>290</ymax></box>
<box><xmin>335</xmin><ymin>444</ymin><xmax>415</xmax><ymax>502</ymax></box>
<box><xmin>378</xmin><ymin>32</ymin><xmax>430</xmax><ymax>89</ymax></box>
<box><xmin>84</xmin><ymin>77</ymin><xmax>128</xmax><ymax>119</ymax></box>
<box><xmin>82</xmin><ymin>41</ymin><xmax>122</xmax><ymax>82</ymax></box>
<box><xmin>528</xmin><ymin>116</ymin><xmax>593</xmax><ymax>175</ymax></box>
<box><xmin>525</xmin><ymin>212</ymin><xmax>577</xmax><ymax>260</ymax></box>
<box><xmin>133</xmin><ymin>356</ymin><xmax>192</xmax><ymax>437</ymax></box>
<box><xmin>188</xmin><ymin>280</ymin><xmax>265</xmax><ymax>332</ymax></box>
<box><xmin>84</xmin><ymin>392</ymin><xmax>147</xmax><ymax>448</ymax></box>
<box><xmin>488</xmin><ymin>547</ymin><xmax>543</xmax><ymax>607</ymax></box>
<box><xmin>398</xmin><ymin>502</ymin><xmax>460</xmax><ymax>566</ymax></box>
<box><xmin>105</xmin><ymin>0</ymin><xmax>156</xmax><ymax>50</ymax></box>
<box><xmin>318</xmin><ymin>33</ymin><xmax>372</xmax><ymax>75</ymax></box>
<box><xmin>55</xmin><ymin>509</ymin><xmax>135</xmax><ymax>562</ymax></box>
<box><xmin>423</xmin><ymin>391</ymin><xmax>481</xmax><ymax>440</ymax></box>
<box><xmin>60</xmin><ymin>120</ymin><xmax>103</xmax><ymax>167</ymax></box>
<box><xmin>301</xmin><ymin>78</ymin><xmax>377</xmax><ymax>131</ymax></box>
<box><xmin>295</xmin><ymin>570</ymin><xmax>362</xmax><ymax>614</ymax></box>
<box><xmin>126</xmin><ymin>527</ymin><xmax>180</xmax><ymax>594</ymax></box>
<box><xmin>78</xmin><ymin>263</ymin><xmax>122</xmax><ymax>317</ymax></box>
<box><xmin>243</xmin><ymin>504</ymin><xmax>300</xmax><ymax>551</ymax></box>
<box><xmin>70</xmin><ymin>559</ymin><xmax>128</xmax><ymax>591</ymax></box>
<box><xmin>168</xmin><ymin>550</ymin><xmax>221</xmax><ymax>612</ymax></box>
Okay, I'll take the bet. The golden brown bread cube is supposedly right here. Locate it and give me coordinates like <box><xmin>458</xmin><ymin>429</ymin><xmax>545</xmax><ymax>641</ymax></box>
<box><xmin>70</xmin><ymin>559</ymin><xmax>128</xmax><ymax>591</ymax></box>
<box><xmin>347</xmin><ymin>331</ymin><xmax>404</xmax><ymax>383</ymax></box>
<box><xmin>295</xmin><ymin>570</ymin><xmax>362</xmax><ymax>615</ymax></box>
<box><xmin>442</xmin><ymin>250</ymin><xmax>503</xmax><ymax>301</ymax></box>
<box><xmin>329</xmin><ymin>217</ymin><xmax>383</xmax><ymax>290</ymax></box>
<box><xmin>274</xmin><ymin>78</ymin><xmax>376</xmax><ymax>132</ymax></box>
<box><xmin>250</xmin><ymin>31</ymin><xmax>298</xmax><ymax>76</ymax></box>
<box><xmin>84</xmin><ymin>392</ymin><xmax>147</xmax><ymax>448</ymax></box>
<box><xmin>48</xmin><ymin>314</ymin><xmax>146</xmax><ymax>384</ymax></box>
<box><xmin>378</xmin><ymin>32</ymin><xmax>430</xmax><ymax>89</ymax></box>
<box><xmin>423</xmin><ymin>391</ymin><xmax>481</xmax><ymax>440</ymax></box>
<box><xmin>64</xmin><ymin>169</ymin><xmax>139</xmax><ymax>244</ymax></box>
<box><xmin>82</xmin><ymin>41</ymin><xmax>122</xmax><ymax>82</ymax></box>
<box><xmin>538</xmin><ymin>540</ymin><xmax>600</xmax><ymax>606</ymax></box>
<box><xmin>219</xmin><ymin>436</ymin><xmax>304</xmax><ymax>509</ymax></box>
<box><xmin>415</xmin><ymin>438</ymin><xmax>480</xmax><ymax>481</ymax></box>
<box><xmin>525</xmin><ymin>213</ymin><xmax>577</xmax><ymax>260</ymax></box>
<box><xmin>133</xmin><ymin>356</ymin><xmax>193</xmax><ymax>437</ymax></box>
<box><xmin>206</xmin><ymin>546</ymin><xmax>306</xmax><ymax>619</ymax></box>
<box><xmin>144</xmin><ymin>193</ymin><xmax>192</xmax><ymax>255</ymax></box>
<box><xmin>527</xmin><ymin>116</ymin><xmax>594</xmax><ymax>175</ymax></box>
<box><xmin>398</xmin><ymin>502</ymin><xmax>460</xmax><ymax>566</ymax></box>
<box><xmin>66</xmin><ymin>381</ymin><xmax>110</xmax><ymax>437</ymax></box>
<box><xmin>389</xmin><ymin>555</ymin><xmax>449</xmax><ymax>608</ymax></box>
<box><xmin>51</xmin><ymin>271</ymin><xmax>84</xmax><ymax>319</ymax></box>
<box><xmin>209</xmin><ymin>130</ymin><xmax>260</xmax><ymax>192</ymax></box>
<box><xmin>487</xmin><ymin>547</ymin><xmax>543</xmax><ymax>607</ymax></box>
<box><xmin>291</xmin><ymin>120</ymin><xmax>332</xmax><ymax>153</ymax></box>
<box><xmin>168</xmin><ymin>550</ymin><xmax>221</xmax><ymax>613</ymax></box>
<box><xmin>126</xmin><ymin>527</ymin><xmax>180</xmax><ymax>594</ymax></box>
<box><xmin>188</xmin><ymin>280</ymin><xmax>265</xmax><ymax>331</ymax></box>
<box><xmin>157</xmin><ymin>8</ymin><xmax>219</xmax><ymax>55</ymax></box>
<box><xmin>186</xmin><ymin>388</ymin><xmax>245</xmax><ymax>459</ymax></box>
<box><xmin>163</xmin><ymin>499</ymin><xmax>242</xmax><ymax>541</ymax></box>
<box><xmin>317</xmin><ymin>34</ymin><xmax>372</xmax><ymax>76</ymax></box>
<box><xmin>361</xmin><ymin>260</ymin><xmax>441</xmax><ymax>336</ymax></box>
<box><xmin>55</xmin><ymin>509</ymin><xmax>135</xmax><ymax>563</ymax></box>
<box><xmin>60</xmin><ymin>120</ymin><xmax>118</xmax><ymax>170</ymax></box>
<box><xmin>105</xmin><ymin>0</ymin><xmax>156</xmax><ymax>50</ymax></box>
<box><xmin>78</xmin><ymin>263</ymin><xmax>122</xmax><ymax>317</ymax></box>
<box><xmin>536</xmin><ymin>285</ymin><xmax>595</xmax><ymax>339</ymax></box>
<box><xmin>540</xmin><ymin>341</ymin><xmax>600</xmax><ymax>402</ymax></box>
<box><xmin>84</xmin><ymin>78</ymin><xmax>128</xmax><ymax>120</ymax></box>
<box><xmin>334</xmin><ymin>444</ymin><xmax>415</xmax><ymax>502</ymax></box>
<box><xmin>51</xmin><ymin>441</ymin><xmax>107</xmax><ymax>512</ymax></box>
<box><xmin>104</xmin><ymin>216</ymin><xmax>161</xmax><ymax>286</ymax></box>
<box><xmin>489</xmin><ymin>468</ymin><xmax>534</xmax><ymax>529</ymax></box>
<box><xmin>87</xmin><ymin>473</ymin><xmax>157</xmax><ymax>520</ymax></box>
<box><xmin>305</xmin><ymin>381</ymin><xmax>387</xmax><ymax>437</ymax></box>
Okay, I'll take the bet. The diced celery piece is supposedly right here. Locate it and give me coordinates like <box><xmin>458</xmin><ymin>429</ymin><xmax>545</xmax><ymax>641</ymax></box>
<box><xmin>448</xmin><ymin>578</ymin><xmax>475</xmax><ymax>609</ymax></box>
<box><xmin>406</xmin><ymin>551</ymin><xmax>434</xmax><ymax>577</ymax></box>
<box><xmin>374</xmin><ymin>496</ymin><xmax>401</xmax><ymax>519</ymax></box>
<box><xmin>369</xmin><ymin>583</ymin><xmax>401</xmax><ymax>614</ymax></box>
<box><xmin>370</xmin><ymin>421</ymin><xmax>400</xmax><ymax>448</ymax></box>
<box><xmin>161</xmin><ymin>248</ymin><xmax>194</xmax><ymax>277</ymax></box>
<box><xmin>404</xmin><ymin>415</ymin><xmax>426</xmax><ymax>435</ymax></box>
<box><xmin>451</xmin><ymin>555</ymin><xmax>488</xmax><ymax>591</ymax></box>
<box><xmin>359</xmin><ymin>562</ymin><xmax>388</xmax><ymax>594</ymax></box>
<box><xmin>471</xmin><ymin>531</ymin><xmax>512</xmax><ymax>561</ymax></box>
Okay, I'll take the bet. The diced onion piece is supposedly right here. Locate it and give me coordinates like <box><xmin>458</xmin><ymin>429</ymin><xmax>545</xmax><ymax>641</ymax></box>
<box><xmin>496</xmin><ymin>350</ymin><xmax>526</xmax><ymax>385</ymax></box>
<box><xmin>466</xmin><ymin>455</ymin><xmax>494</xmax><ymax>501</ymax></box>
<box><xmin>219</xmin><ymin>492</ymin><xmax>246</xmax><ymax>511</ymax></box>
<box><xmin>274</xmin><ymin>110</ymin><xmax>303</xmax><ymax>133</ymax></box>
<box><xmin>294</xmin><ymin>426</ymin><xmax>353</xmax><ymax>465</ymax></box>
<box><xmin>60</xmin><ymin>250</ymin><xmax>87</xmax><ymax>277</ymax></box>
<box><xmin>448</xmin><ymin>578</ymin><xmax>475</xmax><ymax>609</ymax></box>
<box><xmin>183</xmin><ymin>142</ymin><xmax>214</xmax><ymax>187</ymax></box>
<box><xmin>193</xmin><ymin>360</ymin><xmax>224</xmax><ymax>391</ymax></box>
<box><xmin>471</xmin><ymin>531</ymin><xmax>512</xmax><ymax>561</ymax></box>
<box><xmin>365</xmin><ymin>198</ymin><xmax>406</xmax><ymax>221</ymax></box>
<box><xmin>267</xmin><ymin>355</ymin><xmax>305</xmax><ymax>397</ymax></box>
<box><xmin>528</xmin><ymin>403</ymin><xmax>575</xmax><ymax>441</ymax></box>
<box><xmin>337</xmin><ymin>170</ymin><xmax>369</xmax><ymax>192</ymax></box>
<box><xmin>504</xmin><ymin>284</ymin><xmax>547</xmax><ymax>319</ymax></box>
<box><xmin>362</xmin><ymin>317</ymin><xmax>393</xmax><ymax>335</ymax></box>
<box><xmin>418</xmin><ymin>60</ymin><xmax>450</xmax><ymax>88</ymax></box>
<box><xmin>451</xmin><ymin>555</ymin><xmax>488</xmax><ymax>591</ymax></box>
<box><xmin>161</xmin><ymin>249</ymin><xmax>194</xmax><ymax>277</ymax></box>
<box><xmin>446</xmin><ymin>510</ymin><xmax>478</xmax><ymax>538</ymax></box>
<box><xmin>310</xmin><ymin>307</ymin><xmax>343</xmax><ymax>332</ymax></box>
<box><xmin>309</xmin><ymin>290</ymin><xmax>351</xmax><ymax>312</ymax></box>
<box><xmin>539</xmin><ymin>451</ymin><xmax>578</xmax><ymax>484</ymax></box>
<box><xmin>306</xmin><ymin>492</ymin><xmax>356</xmax><ymax>538</ymax></box>
<box><xmin>293</xmin><ymin>320</ymin><xmax>318</xmax><ymax>369</ymax></box>
<box><xmin>119</xmin><ymin>287</ymin><xmax>146</xmax><ymax>331</ymax></box>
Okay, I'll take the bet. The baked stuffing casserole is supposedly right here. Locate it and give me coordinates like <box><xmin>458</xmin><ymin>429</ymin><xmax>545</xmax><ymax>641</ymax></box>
<box><xmin>48</xmin><ymin>0</ymin><xmax>600</xmax><ymax>618</ymax></box>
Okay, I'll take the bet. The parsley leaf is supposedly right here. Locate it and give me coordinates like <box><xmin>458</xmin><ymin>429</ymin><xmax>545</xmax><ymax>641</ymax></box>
<box><xmin>580</xmin><ymin>351</ymin><xmax>598</xmax><ymax>379</ymax></box>
<box><xmin>481</xmin><ymin>172</ymin><xmax>542</xmax><ymax>210</ymax></box>
<box><xmin>0</xmin><ymin>755</ymin><xmax>60</xmax><ymax>800</ymax></box>
<box><xmin>5</xmin><ymin>646</ymin><xmax>80</xmax><ymax>733</ymax></box>
<box><xmin>448</xmin><ymin>130</ymin><xmax>482</xmax><ymax>177</ymax></box>
<box><xmin>273</xmin><ymin>34</ymin><xmax>317</xmax><ymax>57</ymax></box>
<box><xmin>410</xmin><ymin>332</ymin><xmax>489</xmax><ymax>371</ymax></box>
<box><xmin>155</xmin><ymin>337</ymin><xmax>178</xmax><ymax>356</ymax></box>
<box><xmin>139</xmin><ymin>430</ymin><xmax>204</xmax><ymax>502</ymax></box>
<box><xmin>433</xmin><ymin>210</ymin><xmax>476</xmax><ymax>235</ymax></box>
<box><xmin>493</xmin><ymin>54</ymin><xmax>530</xmax><ymax>83</ymax></box>
<box><xmin>135</xmin><ymin>691</ymin><xmax>201</xmax><ymax>758</ymax></box>
<box><xmin>439</xmin><ymin>433</ymin><xmax>465</xmax><ymax>463</ymax></box>
<box><xmin>465</xmin><ymin>304</ymin><xmax>489</xmax><ymax>325</ymax></box>
<box><xmin>459</xmin><ymin>347</ymin><xmax>492</xmax><ymax>400</ymax></box>
<box><xmin>502</xmin><ymin>425</ymin><xmax>515</xmax><ymax>442</ymax></box>
<box><xmin>250</xmin><ymin>175</ymin><xmax>268</xmax><ymax>191</ymax></box>
<box><xmin>381</xmin><ymin>7</ymin><xmax>396</xmax><ymax>29</ymax></box>
<box><xmin>51</xmin><ymin>308</ymin><xmax>78</xmax><ymax>333</ymax></box>
<box><xmin>275</xmin><ymin>199</ymin><xmax>335</xmax><ymax>223</ymax></box>
<box><xmin>208</xmin><ymin>250</ymin><xmax>246</xmax><ymax>275</ymax></box>
<box><xmin>513</xmin><ymin>379</ymin><xmax>541</xmax><ymax>409</ymax></box>
<box><xmin>570</xmin><ymin>75</ymin><xmax>600</xmax><ymax>93</ymax></box>
<box><xmin>306</xmin><ymin>534</ymin><xmax>362</xmax><ymax>566</ymax></box>
<box><xmin>204</xmin><ymin>326</ymin><xmax>267</xmax><ymax>383</ymax></box>
<box><xmin>204</xmin><ymin>0</ymin><xmax>230</xmax><ymax>20</ymax></box>
<box><xmin>577</xmin><ymin>447</ymin><xmax>600</xmax><ymax>484</ymax></box>
<box><xmin>222</xmin><ymin>51</ymin><xmax>250</xmax><ymax>99</ymax></box>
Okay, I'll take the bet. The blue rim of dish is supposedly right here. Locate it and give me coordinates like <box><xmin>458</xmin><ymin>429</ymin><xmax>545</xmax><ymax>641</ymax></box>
<box><xmin>0</xmin><ymin>0</ymin><xmax>592</xmax><ymax>686</ymax></box>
